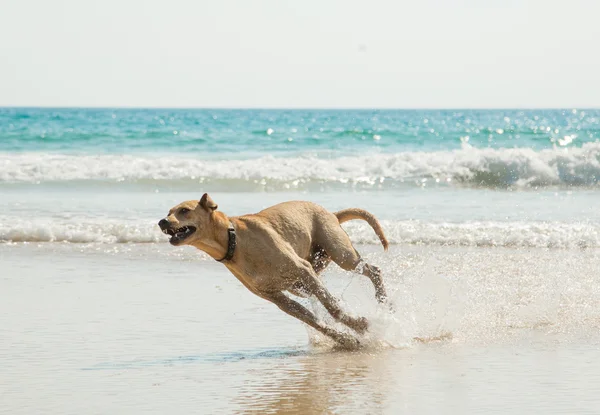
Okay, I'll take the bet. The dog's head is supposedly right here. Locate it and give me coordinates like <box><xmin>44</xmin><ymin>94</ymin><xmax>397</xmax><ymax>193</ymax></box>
<box><xmin>158</xmin><ymin>193</ymin><xmax>218</xmax><ymax>246</ymax></box>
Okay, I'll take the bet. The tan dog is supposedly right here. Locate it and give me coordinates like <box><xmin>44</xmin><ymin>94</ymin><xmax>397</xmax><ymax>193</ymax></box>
<box><xmin>158</xmin><ymin>193</ymin><xmax>389</xmax><ymax>348</ymax></box>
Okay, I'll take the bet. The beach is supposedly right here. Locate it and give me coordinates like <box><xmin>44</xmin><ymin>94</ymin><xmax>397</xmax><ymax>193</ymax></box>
<box><xmin>3</xmin><ymin>242</ymin><xmax>600</xmax><ymax>414</ymax></box>
<box><xmin>2</xmin><ymin>108</ymin><xmax>600</xmax><ymax>413</ymax></box>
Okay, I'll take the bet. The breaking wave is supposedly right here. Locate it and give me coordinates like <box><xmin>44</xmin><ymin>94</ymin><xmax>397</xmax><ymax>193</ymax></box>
<box><xmin>344</xmin><ymin>220</ymin><xmax>600</xmax><ymax>249</ymax></box>
<box><xmin>2</xmin><ymin>218</ymin><xmax>599</xmax><ymax>248</ymax></box>
<box><xmin>0</xmin><ymin>219</ymin><xmax>163</xmax><ymax>244</ymax></box>
<box><xmin>1</xmin><ymin>143</ymin><xmax>600</xmax><ymax>189</ymax></box>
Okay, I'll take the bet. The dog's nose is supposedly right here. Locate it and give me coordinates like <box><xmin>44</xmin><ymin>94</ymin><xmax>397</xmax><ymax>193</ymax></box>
<box><xmin>158</xmin><ymin>219</ymin><xmax>169</xmax><ymax>229</ymax></box>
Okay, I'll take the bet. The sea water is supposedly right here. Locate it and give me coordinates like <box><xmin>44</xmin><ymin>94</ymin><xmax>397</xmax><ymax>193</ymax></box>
<box><xmin>2</xmin><ymin>108</ymin><xmax>600</xmax><ymax>247</ymax></box>
<box><xmin>2</xmin><ymin>108</ymin><xmax>600</xmax><ymax>414</ymax></box>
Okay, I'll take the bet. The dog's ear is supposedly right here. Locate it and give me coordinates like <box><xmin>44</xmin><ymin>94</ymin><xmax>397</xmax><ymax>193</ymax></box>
<box><xmin>199</xmin><ymin>193</ymin><xmax>218</xmax><ymax>212</ymax></box>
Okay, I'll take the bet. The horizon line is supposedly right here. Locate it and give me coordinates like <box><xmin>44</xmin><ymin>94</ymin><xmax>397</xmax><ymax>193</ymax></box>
<box><xmin>0</xmin><ymin>105</ymin><xmax>597</xmax><ymax>111</ymax></box>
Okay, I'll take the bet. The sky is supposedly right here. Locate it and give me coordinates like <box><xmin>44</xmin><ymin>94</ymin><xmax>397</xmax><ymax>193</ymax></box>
<box><xmin>1</xmin><ymin>0</ymin><xmax>599</xmax><ymax>108</ymax></box>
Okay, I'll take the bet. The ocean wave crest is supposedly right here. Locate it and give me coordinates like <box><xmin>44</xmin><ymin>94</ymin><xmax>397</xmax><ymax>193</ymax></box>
<box><xmin>2</xmin><ymin>218</ymin><xmax>599</xmax><ymax>249</ymax></box>
<box><xmin>1</xmin><ymin>143</ymin><xmax>600</xmax><ymax>189</ymax></box>
<box><xmin>0</xmin><ymin>219</ymin><xmax>163</xmax><ymax>244</ymax></box>
<box><xmin>344</xmin><ymin>220</ymin><xmax>600</xmax><ymax>249</ymax></box>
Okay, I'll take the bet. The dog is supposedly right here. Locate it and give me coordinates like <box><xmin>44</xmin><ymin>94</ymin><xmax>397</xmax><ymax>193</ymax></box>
<box><xmin>158</xmin><ymin>193</ymin><xmax>389</xmax><ymax>348</ymax></box>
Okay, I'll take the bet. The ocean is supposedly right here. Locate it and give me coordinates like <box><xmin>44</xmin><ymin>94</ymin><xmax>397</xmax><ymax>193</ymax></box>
<box><xmin>3</xmin><ymin>108</ymin><xmax>600</xmax><ymax>414</ymax></box>
<box><xmin>2</xmin><ymin>107</ymin><xmax>600</xmax><ymax>247</ymax></box>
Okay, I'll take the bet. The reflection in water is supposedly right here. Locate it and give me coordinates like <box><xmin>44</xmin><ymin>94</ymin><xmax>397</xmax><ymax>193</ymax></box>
<box><xmin>234</xmin><ymin>349</ymin><xmax>398</xmax><ymax>414</ymax></box>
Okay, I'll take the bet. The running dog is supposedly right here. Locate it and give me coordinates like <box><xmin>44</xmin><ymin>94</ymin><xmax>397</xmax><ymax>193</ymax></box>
<box><xmin>158</xmin><ymin>193</ymin><xmax>389</xmax><ymax>348</ymax></box>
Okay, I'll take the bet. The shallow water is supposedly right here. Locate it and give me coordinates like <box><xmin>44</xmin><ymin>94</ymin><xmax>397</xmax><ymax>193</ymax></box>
<box><xmin>3</xmin><ymin>243</ymin><xmax>600</xmax><ymax>414</ymax></box>
<box><xmin>3</xmin><ymin>187</ymin><xmax>600</xmax><ymax>248</ymax></box>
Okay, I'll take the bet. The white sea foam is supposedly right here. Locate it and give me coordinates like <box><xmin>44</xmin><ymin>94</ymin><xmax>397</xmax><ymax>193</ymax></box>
<box><xmin>1</xmin><ymin>143</ymin><xmax>600</xmax><ymax>188</ymax></box>
<box><xmin>2</xmin><ymin>218</ymin><xmax>599</xmax><ymax>248</ymax></box>
<box><xmin>344</xmin><ymin>220</ymin><xmax>600</xmax><ymax>249</ymax></box>
<box><xmin>0</xmin><ymin>219</ymin><xmax>164</xmax><ymax>244</ymax></box>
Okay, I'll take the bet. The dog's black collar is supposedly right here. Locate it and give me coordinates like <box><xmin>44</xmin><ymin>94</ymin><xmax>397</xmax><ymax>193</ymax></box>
<box><xmin>216</xmin><ymin>222</ymin><xmax>236</xmax><ymax>262</ymax></box>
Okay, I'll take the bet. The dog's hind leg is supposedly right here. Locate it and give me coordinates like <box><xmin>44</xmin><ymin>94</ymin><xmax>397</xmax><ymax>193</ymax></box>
<box><xmin>354</xmin><ymin>259</ymin><xmax>387</xmax><ymax>304</ymax></box>
<box><xmin>319</xmin><ymin>230</ymin><xmax>388</xmax><ymax>304</ymax></box>
<box><xmin>265</xmin><ymin>291</ymin><xmax>360</xmax><ymax>349</ymax></box>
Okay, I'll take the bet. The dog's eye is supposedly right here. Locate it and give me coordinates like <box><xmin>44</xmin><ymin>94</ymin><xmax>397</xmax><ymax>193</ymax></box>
<box><xmin>179</xmin><ymin>208</ymin><xmax>190</xmax><ymax>215</ymax></box>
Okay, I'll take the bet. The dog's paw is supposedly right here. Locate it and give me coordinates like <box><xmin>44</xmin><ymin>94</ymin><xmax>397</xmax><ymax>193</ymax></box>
<box><xmin>384</xmin><ymin>299</ymin><xmax>396</xmax><ymax>314</ymax></box>
<box><xmin>376</xmin><ymin>294</ymin><xmax>396</xmax><ymax>314</ymax></box>
<box><xmin>352</xmin><ymin>316</ymin><xmax>369</xmax><ymax>334</ymax></box>
<box><xmin>334</xmin><ymin>334</ymin><xmax>361</xmax><ymax>350</ymax></box>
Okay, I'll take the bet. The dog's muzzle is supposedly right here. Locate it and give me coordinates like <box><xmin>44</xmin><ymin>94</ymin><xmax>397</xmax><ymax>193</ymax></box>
<box><xmin>158</xmin><ymin>218</ymin><xmax>197</xmax><ymax>245</ymax></box>
<box><xmin>158</xmin><ymin>219</ymin><xmax>169</xmax><ymax>230</ymax></box>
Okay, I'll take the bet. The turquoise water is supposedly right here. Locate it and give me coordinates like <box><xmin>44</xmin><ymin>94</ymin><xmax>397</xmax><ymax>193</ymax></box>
<box><xmin>1</xmin><ymin>108</ymin><xmax>600</xmax><ymax>247</ymax></box>
<box><xmin>1</xmin><ymin>108</ymin><xmax>598</xmax><ymax>155</ymax></box>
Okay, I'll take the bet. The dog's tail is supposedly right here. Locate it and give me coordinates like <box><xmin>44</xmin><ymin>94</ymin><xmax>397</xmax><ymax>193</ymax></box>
<box><xmin>334</xmin><ymin>208</ymin><xmax>389</xmax><ymax>251</ymax></box>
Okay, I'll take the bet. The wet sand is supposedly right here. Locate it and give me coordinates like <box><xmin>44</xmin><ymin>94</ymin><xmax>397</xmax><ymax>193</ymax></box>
<box><xmin>2</xmin><ymin>243</ymin><xmax>600</xmax><ymax>414</ymax></box>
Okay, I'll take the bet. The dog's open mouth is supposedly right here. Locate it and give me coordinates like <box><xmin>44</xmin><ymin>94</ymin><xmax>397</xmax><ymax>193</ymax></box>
<box><xmin>163</xmin><ymin>225</ymin><xmax>197</xmax><ymax>244</ymax></box>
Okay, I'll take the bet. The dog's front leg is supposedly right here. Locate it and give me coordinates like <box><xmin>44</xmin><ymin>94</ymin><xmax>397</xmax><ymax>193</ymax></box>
<box><xmin>289</xmin><ymin>260</ymin><xmax>369</xmax><ymax>335</ymax></box>
<box><xmin>301</xmin><ymin>273</ymin><xmax>369</xmax><ymax>335</ymax></box>
<box><xmin>265</xmin><ymin>291</ymin><xmax>360</xmax><ymax>349</ymax></box>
